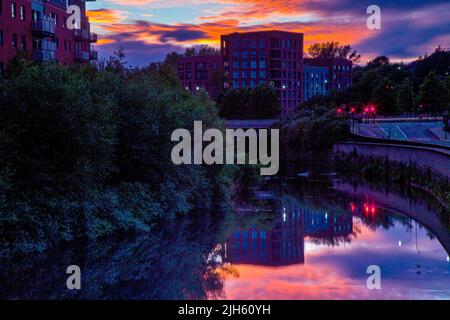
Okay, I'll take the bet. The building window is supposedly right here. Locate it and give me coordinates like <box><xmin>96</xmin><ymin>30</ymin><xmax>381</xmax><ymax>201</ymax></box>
<box><xmin>241</xmin><ymin>51</ymin><xmax>248</xmax><ymax>59</ymax></box>
<box><xmin>0</xmin><ymin>0</ymin><xmax>3</xmax><ymax>16</ymax></box>
<box><xmin>20</xmin><ymin>5</ymin><xmax>24</xmax><ymax>20</ymax></box>
<box><xmin>259</xmin><ymin>70</ymin><xmax>266</xmax><ymax>78</ymax></box>
<box><xmin>21</xmin><ymin>35</ymin><xmax>26</xmax><ymax>50</ymax></box>
<box><xmin>250</xmin><ymin>60</ymin><xmax>257</xmax><ymax>68</ymax></box>
<box><xmin>242</xmin><ymin>71</ymin><xmax>248</xmax><ymax>78</ymax></box>
<box><xmin>0</xmin><ymin>31</ymin><xmax>3</xmax><ymax>47</ymax></box>
<box><xmin>233</xmin><ymin>61</ymin><xmax>239</xmax><ymax>68</ymax></box>
<box><xmin>250</xmin><ymin>71</ymin><xmax>256</xmax><ymax>78</ymax></box>
<box><xmin>11</xmin><ymin>2</ymin><xmax>16</xmax><ymax>18</ymax></box>
<box><xmin>12</xmin><ymin>33</ymin><xmax>17</xmax><ymax>48</ymax></box>
<box><xmin>233</xmin><ymin>71</ymin><xmax>239</xmax><ymax>79</ymax></box>
<box><xmin>259</xmin><ymin>60</ymin><xmax>266</xmax><ymax>68</ymax></box>
<box><xmin>259</xmin><ymin>39</ymin><xmax>265</xmax><ymax>49</ymax></box>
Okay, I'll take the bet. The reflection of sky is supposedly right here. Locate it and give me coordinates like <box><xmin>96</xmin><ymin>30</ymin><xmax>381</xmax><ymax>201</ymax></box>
<box><xmin>223</xmin><ymin>219</ymin><xmax>450</xmax><ymax>300</ymax></box>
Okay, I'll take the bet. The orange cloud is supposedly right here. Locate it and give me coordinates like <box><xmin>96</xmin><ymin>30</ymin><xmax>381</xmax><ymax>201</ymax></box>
<box><xmin>87</xmin><ymin>9</ymin><xmax>128</xmax><ymax>24</ymax></box>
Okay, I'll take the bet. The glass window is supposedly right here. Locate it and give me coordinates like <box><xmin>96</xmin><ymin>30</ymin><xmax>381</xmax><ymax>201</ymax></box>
<box><xmin>259</xmin><ymin>39</ymin><xmax>265</xmax><ymax>49</ymax></box>
<box><xmin>241</xmin><ymin>51</ymin><xmax>248</xmax><ymax>59</ymax></box>
<box><xmin>12</xmin><ymin>33</ymin><xmax>17</xmax><ymax>48</ymax></box>
<box><xmin>233</xmin><ymin>61</ymin><xmax>239</xmax><ymax>68</ymax></box>
<box><xmin>233</xmin><ymin>50</ymin><xmax>239</xmax><ymax>58</ymax></box>
<box><xmin>11</xmin><ymin>2</ymin><xmax>16</xmax><ymax>18</ymax></box>
<box><xmin>259</xmin><ymin>70</ymin><xmax>266</xmax><ymax>78</ymax></box>
<box><xmin>250</xmin><ymin>60</ymin><xmax>257</xmax><ymax>68</ymax></box>
<box><xmin>242</xmin><ymin>71</ymin><xmax>248</xmax><ymax>78</ymax></box>
<box><xmin>233</xmin><ymin>71</ymin><xmax>239</xmax><ymax>79</ymax></box>
<box><xmin>20</xmin><ymin>5</ymin><xmax>24</xmax><ymax>20</ymax></box>
<box><xmin>250</xmin><ymin>71</ymin><xmax>256</xmax><ymax>78</ymax></box>
<box><xmin>250</xmin><ymin>39</ymin><xmax>257</xmax><ymax>48</ymax></box>
<box><xmin>242</xmin><ymin>61</ymin><xmax>248</xmax><ymax>68</ymax></box>
<box><xmin>259</xmin><ymin>60</ymin><xmax>266</xmax><ymax>68</ymax></box>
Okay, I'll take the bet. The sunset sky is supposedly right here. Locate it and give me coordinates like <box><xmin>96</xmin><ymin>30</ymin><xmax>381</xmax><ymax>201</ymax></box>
<box><xmin>86</xmin><ymin>0</ymin><xmax>450</xmax><ymax>66</ymax></box>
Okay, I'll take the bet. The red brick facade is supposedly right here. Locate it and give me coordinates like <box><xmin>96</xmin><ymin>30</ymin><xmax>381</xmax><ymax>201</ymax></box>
<box><xmin>0</xmin><ymin>0</ymin><xmax>97</xmax><ymax>74</ymax></box>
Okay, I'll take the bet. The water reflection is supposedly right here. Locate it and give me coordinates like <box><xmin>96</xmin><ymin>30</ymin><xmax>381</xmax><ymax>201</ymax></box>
<box><xmin>221</xmin><ymin>182</ymin><xmax>450</xmax><ymax>300</ymax></box>
<box><xmin>0</xmin><ymin>179</ymin><xmax>449</xmax><ymax>300</ymax></box>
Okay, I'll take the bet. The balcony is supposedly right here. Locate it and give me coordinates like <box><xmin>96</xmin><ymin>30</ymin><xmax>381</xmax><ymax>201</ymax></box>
<box><xmin>89</xmin><ymin>33</ymin><xmax>98</xmax><ymax>43</ymax></box>
<box><xmin>74</xmin><ymin>51</ymin><xmax>90</xmax><ymax>62</ymax></box>
<box><xmin>89</xmin><ymin>50</ymin><xmax>98</xmax><ymax>61</ymax></box>
<box><xmin>33</xmin><ymin>49</ymin><xmax>55</xmax><ymax>62</ymax></box>
<box><xmin>32</xmin><ymin>16</ymin><xmax>56</xmax><ymax>37</ymax></box>
<box><xmin>74</xmin><ymin>29</ymin><xmax>89</xmax><ymax>41</ymax></box>
<box><xmin>32</xmin><ymin>40</ymin><xmax>56</xmax><ymax>62</ymax></box>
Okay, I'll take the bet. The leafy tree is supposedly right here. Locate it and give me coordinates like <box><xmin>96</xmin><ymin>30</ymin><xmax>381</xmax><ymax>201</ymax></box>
<box><xmin>373</xmin><ymin>77</ymin><xmax>397</xmax><ymax>113</ymax></box>
<box><xmin>308</xmin><ymin>42</ymin><xmax>361</xmax><ymax>63</ymax></box>
<box><xmin>184</xmin><ymin>45</ymin><xmax>220</xmax><ymax>57</ymax></box>
<box><xmin>217</xmin><ymin>85</ymin><xmax>280</xmax><ymax>119</ymax></box>
<box><xmin>418</xmin><ymin>71</ymin><xmax>447</xmax><ymax>112</ymax></box>
<box><xmin>397</xmin><ymin>78</ymin><xmax>415</xmax><ymax>113</ymax></box>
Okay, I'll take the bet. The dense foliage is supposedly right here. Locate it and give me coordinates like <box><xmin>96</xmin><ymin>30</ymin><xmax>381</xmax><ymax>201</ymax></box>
<box><xmin>217</xmin><ymin>85</ymin><xmax>280</xmax><ymax>119</ymax></box>
<box><xmin>280</xmin><ymin>107</ymin><xmax>350</xmax><ymax>154</ymax></box>
<box><xmin>303</xmin><ymin>47</ymin><xmax>450</xmax><ymax>114</ymax></box>
<box><xmin>0</xmin><ymin>58</ymin><xmax>236</xmax><ymax>256</ymax></box>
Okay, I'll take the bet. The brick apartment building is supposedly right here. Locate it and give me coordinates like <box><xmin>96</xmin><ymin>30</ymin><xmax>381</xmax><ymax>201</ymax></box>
<box><xmin>0</xmin><ymin>0</ymin><xmax>97</xmax><ymax>75</ymax></box>
<box><xmin>175</xmin><ymin>31</ymin><xmax>354</xmax><ymax>114</ymax></box>
<box><xmin>221</xmin><ymin>31</ymin><xmax>304</xmax><ymax>114</ymax></box>
<box><xmin>177</xmin><ymin>54</ymin><xmax>223</xmax><ymax>99</ymax></box>
<box><xmin>304</xmin><ymin>57</ymin><xmax>353</xmax><ymax>91</ymax></box>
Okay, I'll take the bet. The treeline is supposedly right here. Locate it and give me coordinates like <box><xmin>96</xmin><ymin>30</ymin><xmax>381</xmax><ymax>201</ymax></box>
<box><xmin>0</xmin><ymin>56</ymin><xmax>236</xmax><ymax>256</ymax></box>
<box><xmin>217</xmin><ymin>85</ymin><xmax>280</xmax><ymax>120</ymax></box>
<box><xmin>305</xmin><ymin>47</ymin><xmax>450</xmax><ymax>114</ymax></box>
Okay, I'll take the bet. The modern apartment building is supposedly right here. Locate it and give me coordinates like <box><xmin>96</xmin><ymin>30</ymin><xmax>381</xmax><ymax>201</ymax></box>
<box><xmin>303</xmin><ymin>64</ymin><xmax>330</xmax><ymax>101</ymax></box>
<box><xmin>177</xmin><ymin>54</ymin><xmax>223</xmax><ymax>99</ymax></box>
<box><xmin>304</xmin><ymin>57</ymin><xmax>353</xmax><ymax>91</ymax></box>
<box><xmin>0</xmin><ymin>0</ymin><xmax>97</xmax><ymax>75</ymax></box>
<box><xmin>221</xmin><ymin>31</ymin><xmax>304</xmax><ymax>113</ymax></box>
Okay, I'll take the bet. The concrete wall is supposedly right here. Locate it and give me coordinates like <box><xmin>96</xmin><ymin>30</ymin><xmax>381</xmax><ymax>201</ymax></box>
<box><xmin>333</xmin><ymin>142</ymin><xmax>450</xmax><ymax>178</ymax></box>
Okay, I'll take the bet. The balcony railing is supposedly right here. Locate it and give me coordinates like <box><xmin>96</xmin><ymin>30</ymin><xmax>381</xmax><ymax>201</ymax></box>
<box><xmin>89</xmin><ymin>33</ymin><xmax>98</xmax><ymax>43</ymax></box>
<box><xmin>32</xmin><ymin>16</ymin><xmax>56</xmax><ymax>37</ymax></box>
<box><xmin>74</xmin><ymin>51</ymin><xmax>90</xmax><ymax>62</ymax></box>
<box><xmin>74</xmin><ymin>29</ymin><xmax>89</xmax><ymax>41</ymax></box>
<box><xmin>33</xmin><ymin>49</ymin><xmax>56</xmax><ymax>62</ymax></box>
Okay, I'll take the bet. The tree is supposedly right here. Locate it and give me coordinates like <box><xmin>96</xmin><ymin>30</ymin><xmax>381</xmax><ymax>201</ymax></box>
<box><xmin>164</xmin><ymin>51</ymin><xmax>183</xmax><ymax>67</ymax></box>
<box><xmin>367</xmin><ymin>56</ymin><xmax>390</xmax><ymax>69</ymax></box>
<box><xmin>397</xmin><ymin>78</ymin><xmax>415</xmax><ymax>113</ymax></box>
<box><xmin>217</xmin><ymin>85</ymin><xmax>280</xmax><ymax>119</ymax></box>
<box><xmin>372</xmin><ymin>77</ymin><xmax>397</xmax><ymax>113</ymax></box>
<box><xmin>418</xmin><ymin>71</ymin><xmax>447</xmax><ymax>112</ymax></box>
<box><xmin>308</xmin><ymin>42</ymin><xmax>361</xmax><ymax>63</ymax></box>
<box><xmin>184</xmin><ymin>45</ymin><xmax>220</xmax><ymax>57</ymax></box>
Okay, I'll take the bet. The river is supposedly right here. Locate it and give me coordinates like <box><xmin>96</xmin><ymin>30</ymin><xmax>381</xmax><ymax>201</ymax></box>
<box><xmin>0</xmin><ymin>169</ymin><xmax>449</xmax><ymax>300</ymax></box>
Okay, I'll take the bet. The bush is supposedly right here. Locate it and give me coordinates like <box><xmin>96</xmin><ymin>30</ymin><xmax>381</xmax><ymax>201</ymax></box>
<box><xmin>0</xmin><ymin>61</ymin><xmax>235</xmax><ymax>256</ymax></box>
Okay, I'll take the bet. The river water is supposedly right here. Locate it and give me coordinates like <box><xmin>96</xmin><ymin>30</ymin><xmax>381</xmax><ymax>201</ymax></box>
<box><xmin>0</xmin><ymin>172</ymin><xmax>449</xmax><ymax>300</ymax></box>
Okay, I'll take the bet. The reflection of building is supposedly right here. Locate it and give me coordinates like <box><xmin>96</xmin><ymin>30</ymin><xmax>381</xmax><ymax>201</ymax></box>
<box><xmin>177</xmin><ymin>55</ymin><xmax>223</xmax><ymax>98</ymax></box>
<box><xmin>0</xmin><ymin>0</ymin><xmax>97</xmax><ymax>75</ymax></box>
<box><xmin>225</xmin><ymin>206</ymin><xmax>353</xmax><ymax>266</ymax></box>
<box><xmin>221</xmin><ymin>31</ymin><xmax>304</xmax><ymax>114</ymax></box>
<box><xmin>303</xmin><ymin>65</ymin><xmax>330</xmax><ymax>101</ymax></box>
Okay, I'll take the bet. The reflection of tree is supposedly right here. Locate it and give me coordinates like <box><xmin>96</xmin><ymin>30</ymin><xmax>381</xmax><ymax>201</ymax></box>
<box><xmin>0</xmin><ymin>214</ymin><xmax>230</xmax><ymax>300</ymax></box>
